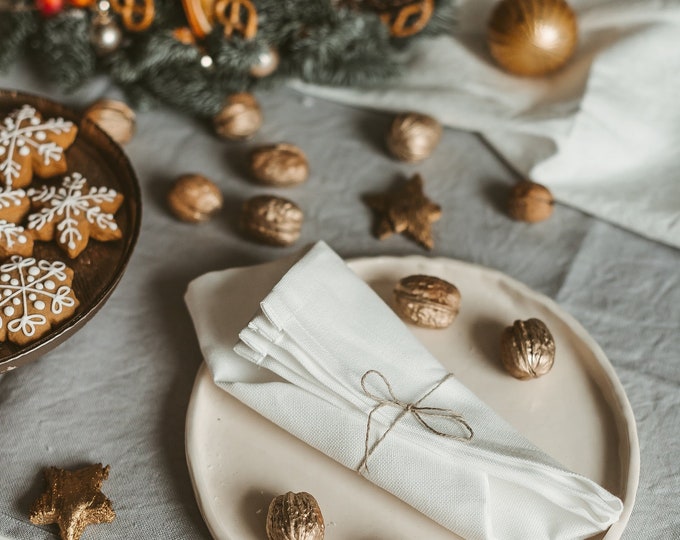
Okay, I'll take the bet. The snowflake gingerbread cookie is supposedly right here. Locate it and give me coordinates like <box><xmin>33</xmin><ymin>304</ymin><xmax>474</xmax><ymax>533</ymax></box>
<box><xmin>27</xmin><ymin>172</ymin><xmax>124</xmax><ymax>259</ymax></box>
<box><xmin>0</xmin><ymin>256</ymin><xmax>79</xmax><ymax>345</ymax></box>
<box><xmin>0</xmin><ymin>187</ymin><xmax>30</xmax><ymax>223</ymax></box>
<box><xmin>0</xmin><ymin>220</ymin><xmax>34</xmax><ymax>258</ymax></box>
<box><xmin>0</xmin><ymin>105</ymin><xmax>78</xmax><ymax>188</ymax></box>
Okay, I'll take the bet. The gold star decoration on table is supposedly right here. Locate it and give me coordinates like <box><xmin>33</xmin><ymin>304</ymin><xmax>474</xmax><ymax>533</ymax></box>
<box><xmin>29</xmin><ymin>464</ymin><xmax>115</xmax><ymax>540</ymax></box>
<box><xmin>364</xmin><ymin>173</ymin><xmax>442</xmax><ymax>250</ymax></box>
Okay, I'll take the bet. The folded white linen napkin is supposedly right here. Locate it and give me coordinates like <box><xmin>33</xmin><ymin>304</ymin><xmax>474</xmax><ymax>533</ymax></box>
<box><xmin>185</xmin><ymin>242</ymin><xmax>623</xmax><ymax>540</ymax></box>
<box><xmin>289</xmin><ymin>0</ymin><xmax>680</xmax><ymax>249</ymax></box>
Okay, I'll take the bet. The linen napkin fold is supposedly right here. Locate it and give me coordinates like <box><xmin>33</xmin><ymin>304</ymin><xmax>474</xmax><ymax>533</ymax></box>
<box><xmin>185</xmin><ymin>242</ymin><xmax>623</xmax><ymax>540</ymax></box>
<box><xmin>289</xmin><ymin>0</ymin><xmax>680</xmax><ymax>249</ymax></box>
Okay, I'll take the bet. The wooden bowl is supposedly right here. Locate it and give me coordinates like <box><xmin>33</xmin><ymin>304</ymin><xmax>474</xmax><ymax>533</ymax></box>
<box><xmin>0</xmin><ymin>90</ymin><xmax>141</xmax><ymax>374</ymax></box>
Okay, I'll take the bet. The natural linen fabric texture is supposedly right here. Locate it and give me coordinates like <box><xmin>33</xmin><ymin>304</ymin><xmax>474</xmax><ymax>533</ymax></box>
<box><xmin>185</xmin><ymin>242</ymin><xmax>623</xmax><ymax>540</ymax></box>
<box><xmin>290</xmin><ymin>0</ymin><xmax>680</xmax><ymax>249</ymax></box>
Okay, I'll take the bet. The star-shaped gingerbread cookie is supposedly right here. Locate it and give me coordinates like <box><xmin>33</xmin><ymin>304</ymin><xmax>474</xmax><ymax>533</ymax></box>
<box><xmin>0</xmin><ymin>187</ymin><xmax>30</xmax><ymax>223</ymax></box>
<box><xmin>0</xmin><ymin>256</ymin><xmax>79</xmax><ymax>345</ymax></box>
<box><xmin>27</xmin><ymin>172</ymin><xmax>124</xmax><ymax>259</ymax></box>
<box><xmin>0</xmin><ymin>220</ymin><xmax>34</xmax><ymax>258</ymax></box>
<box><xmin>29</xmin><ymin>464</ymin><xmax>115</xmax><ymax>540</ymax></box>
<box><xmin>364</xmin><ymin>173</ymin><xmax>442</xmax><ymax>250</ymax></box>
<box><xmin>0</xmin><ymin>105</ymin><xmax>78</xmax><ymax>188</ymax></box>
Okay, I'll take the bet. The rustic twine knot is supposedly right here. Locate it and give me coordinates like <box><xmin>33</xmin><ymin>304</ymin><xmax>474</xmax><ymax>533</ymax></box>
<box><xmin>358</xmin><ymin>370</ymin><xmax>474</xmax><ymax>474</ymax></box>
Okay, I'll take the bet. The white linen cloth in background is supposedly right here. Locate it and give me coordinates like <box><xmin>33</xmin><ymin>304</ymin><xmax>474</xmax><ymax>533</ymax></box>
<box><xmin>185</xmin><ymin>242</ymin><xmax>623</xmax><ymax>540</ymax></box>
<box><xmin>290</xmin><ymin>0</ymin><xmax>680</xmax><ymax>249</ymax></box>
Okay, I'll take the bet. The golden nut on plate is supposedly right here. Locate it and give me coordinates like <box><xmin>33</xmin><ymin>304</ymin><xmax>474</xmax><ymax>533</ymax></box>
<box><xmin>500</xmin><ymin>318</ymin><xmax>556</xmax><ymax>380</ymax></box>
<box><xmin>213</xmin><ymin>92</ymin><xmax>263</xmax><ymax>140</ymax></box>
<box><xmin>167</xmin><ymin>174</ymin><xmax>223</xmax><ymax>223</ymax></box>
<box><xmin>386</xmin><ymin>112</ymin><xmax>442</xmax><ymax>162</ymax></box>
<box><xmin>266</xmin><ymin>491</ymin><xmax>325</xmax><ymax>540</ymax></box>
<box><xmin>83</xmin><ymin>99</ymin><xmax>135</xmax><ymax>145</ymax></box>
<box><xmin>250</xmin><ymin>143</ymin><xmax>309</xmax><ymax>187</ymax></box>
<box><xmin>487</xmin><ymin>0</ymin><xmax>578</xmax><ymax>77</ymax></box>
<box><xmin>393</xmin><ymin>274</ymin><xmax>461</xmax><ymax>329</ymax></box>
<box><xmin>507</xmin><ymin>180</ymin><xmax>554</xmax><ymax>222</ymax></box>
<box><xmin>241</xmin><ymin>195</ymin><xmax>303</xmax><ymax>246</ymax></box>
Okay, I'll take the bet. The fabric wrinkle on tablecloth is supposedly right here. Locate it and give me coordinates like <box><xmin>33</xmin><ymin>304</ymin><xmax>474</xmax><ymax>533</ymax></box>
<box><xmin>290</xmin><ymin>0</ymin><xmax>680</xmax><ymax>249</ymax></box>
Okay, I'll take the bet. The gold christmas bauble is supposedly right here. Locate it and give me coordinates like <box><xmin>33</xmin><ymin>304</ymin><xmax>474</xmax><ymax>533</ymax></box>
<box><xmin>487</xmin><ymin>0</ymin><xmax>578</xmax><ymax>77</ymax></box>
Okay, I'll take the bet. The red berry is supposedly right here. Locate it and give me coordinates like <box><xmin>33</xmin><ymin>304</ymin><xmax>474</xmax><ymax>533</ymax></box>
<box><xmin>36</xmin><ymin>0</ymin><xmax>64</xmax><ymax>17</ymax></box>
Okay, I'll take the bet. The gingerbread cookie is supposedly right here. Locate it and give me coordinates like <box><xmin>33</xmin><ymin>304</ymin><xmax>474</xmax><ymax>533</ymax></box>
<box><xmin>0</xmin><ymin>187</ymin><xmax>30</xmax><ymax>223</ymax></box>
<box><xmin>0</xmin><ymin>105</ymin><xmax>78</xmax><ymax>188</ymax></box>
<box><xmin>0</xmin><ymin>256</ymin><xmax>79</xmax><ymax>345</ymax></box>
<box><xmin>27</xmin><ymin>172</ymin><xmax>124</xmax><ymax>259</ymax></box>
<box><xmin>0</xmin><ymin>220</ymin><xmax>33</xmax><ymax>258</ymax></box>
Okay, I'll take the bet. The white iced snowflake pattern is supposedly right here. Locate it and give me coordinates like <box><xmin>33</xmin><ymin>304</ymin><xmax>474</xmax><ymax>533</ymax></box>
<box><xmin>0</xmin><ymin>256</ymin><xmax>77</xmax><ymax>341</ymax></box>
<box><xmin>27</xmin><ymin>172</ymin><xmax>121</xmax><ymax>257</ymax></box>
<box><xmin>0</xmin><ymin>186</ymin><xmax>29</xmax><ymax>224</ymax></box>
<box><xmin>0</xmin><ymin>105</ymin><xmax>75</xmax><ymax>186</ymax></box>
<box><xmin>0</xmin><ymin>187</ymin><xmax>27</xmax><ymax>211</ymax></box>
<box><xmin>0</xmin><ymin>220</ymin><xmax>29</xmax><ymax>251</ymax></box>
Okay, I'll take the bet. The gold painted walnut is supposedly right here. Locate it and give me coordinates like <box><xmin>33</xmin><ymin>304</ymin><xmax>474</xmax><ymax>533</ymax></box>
<box><xmin>507</xmin><ymin>180</ymin><xmax>554</xmax><ymax>222</ymax></box>
<box><xmin>387</xmin><ymin>112</ymin><xmax>442</xmax><ymax>163</ymax></box>
<box><xmin>213</xmin><ymin>93</ymin><xmax>262</xmax><ymax>140</ymax></box>
<box><xmin>501</xmin><ymin>318</ymin><xmax>556</xmax><ymax>379</ymax></box>
<box><xmin>167</xmin><ymin>174</ymin><xmax>223</xmax><ymax>223</ymax></box>
<box><xmin>83</xmin><ymin>99</ymin><xmax>136</xmax><ymax>145</ymax></box>
<box><xmin>241</xmin><ymin>195</ymin><xmax>303</xmax><ymax>246</ymax></box>
<box><xmin>394</xmin><ymin>274</ymin><xmax>461</xmax><ymax>328</ymax></box>
<box><xmin>250</xmin><ymin>144</ymin><xmax>309</xmax><ymax>187</ymax></box>
<box><xmin>266</xmin><ymin>491</ymin><xmax>325</xmax><ymax>540</ymax></box>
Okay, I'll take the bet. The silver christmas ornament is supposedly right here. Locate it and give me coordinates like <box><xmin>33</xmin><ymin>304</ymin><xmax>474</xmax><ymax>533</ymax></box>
<box><xmin>249</xmin><ymin>47</ymin><xmax>280</xmax><ymax>78</ymax></box>
<box><xmin>90</xmin><ymin>13</ymin><xmax>123</xmax><ymax>56</ymax></box>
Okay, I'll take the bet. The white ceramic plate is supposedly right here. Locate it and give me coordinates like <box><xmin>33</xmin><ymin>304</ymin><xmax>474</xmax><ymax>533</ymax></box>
<box><xmin>186</xmin><ymin>256</ymin><xmax>639</xmax><ymax>540</ymax></box>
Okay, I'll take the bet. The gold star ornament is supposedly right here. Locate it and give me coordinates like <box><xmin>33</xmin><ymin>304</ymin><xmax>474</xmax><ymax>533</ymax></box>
<box><xmin>29</xmin><ymin>464</ymin><xmax>115</xmax><ymax>540</ymax></box>
<box><xmin>364</xmin><ymin>173</ymin><xmax>442</xmax><ymax>250</ymax></box>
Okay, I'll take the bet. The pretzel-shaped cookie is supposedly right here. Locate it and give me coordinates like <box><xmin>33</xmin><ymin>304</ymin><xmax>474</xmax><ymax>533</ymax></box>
<box><xmin>379</xmin><ymin>0</ymin><xmax>434</xmax><ymax>37</ymax></box>
<box><xmin>110</xmin><ymin>0</ymin><xmax>155</xmax><ymax>32</ymax></box>
<box><xmin>213</xmin><ymin>0</ymin><xmax>258</xmax><ymax>39</ymax></box>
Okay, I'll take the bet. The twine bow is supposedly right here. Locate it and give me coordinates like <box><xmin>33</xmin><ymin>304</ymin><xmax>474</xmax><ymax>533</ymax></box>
<box><xmin>358</xmin><ymin>370</ymin><xmax>474</xmax><ymax>474</ymax></box>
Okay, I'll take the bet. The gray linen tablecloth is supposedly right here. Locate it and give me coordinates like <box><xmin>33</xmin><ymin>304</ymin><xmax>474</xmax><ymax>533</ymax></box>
<box><xmin>0</xmin><ymin>62</ymin><xmax>678</xmax><ymax>539</ymax></box>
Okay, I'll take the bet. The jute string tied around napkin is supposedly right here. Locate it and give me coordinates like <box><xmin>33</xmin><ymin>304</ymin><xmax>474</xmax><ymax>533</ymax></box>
<box><xmin>358</xmin><ymin>370</ymin><xmax>474</xmax><ymax>474</ymax></box>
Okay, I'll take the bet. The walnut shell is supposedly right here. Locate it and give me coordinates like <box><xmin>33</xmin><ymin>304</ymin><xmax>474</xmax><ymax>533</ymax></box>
<box><xmin>83</xmin><ymin>99</ymin><xmax>135</xmax><ymax>145</ymax></box>
<box><xmin>393</xmin><ymin>274</ymin><xmax>461</xmax><ymax>328</ymax></box>
<box><xmin>266</xmin><ymin>491</ymin><xmax>325</xmax><ymax>540</ymax></box>
<box><xmin>507</xmin><ymin>180</ymin><xmax>554</xmax><ymax>222</ymax></box>
<box><xmin>213</xmin><ymin>93</ymin><xmax>263</xmax><ymax>141</ymax></box>
<box><xmin>387</xmin><ymin>112</ymin><xmax>442</xmax><ymax>162</ymax></box>
<box><xmin>167</xmin><ymin>174</ymin><xmax>223</xmax><ymax>223</ymax></box>
<box><xmin>241</xmin><ymin>195</ymin><xmax>303</xmax><ymax>246</ymax></box>
<box><xmin>250</xmin><ymin>144</ymin><xmax>309</xmax><ymax>187</ymax></box>
<box><xmin>501</xmin><ymin>318</ymin><xmax>555</xmax><ymax>379</ymax></box>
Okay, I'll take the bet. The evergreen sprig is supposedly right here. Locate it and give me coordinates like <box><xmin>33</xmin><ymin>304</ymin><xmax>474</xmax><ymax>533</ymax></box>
<box><xmin>0</xmin><ymin>0</ymin><xmax>456</xmax><ymax>118</ymax></box>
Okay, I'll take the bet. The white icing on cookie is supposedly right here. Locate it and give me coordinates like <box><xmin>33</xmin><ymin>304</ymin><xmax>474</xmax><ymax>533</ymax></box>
<box><xmin>0</xmin><ymin>187</ymin><xmax>27</xmax><ymax>208</ymax></box>
<box><xmin>27</xmin><ymin>172</ymin><xmax>120</xmax><ymax>252</ymax></box>
<box><xmin>0</xmin><ymin>105</ymin><xmax>74</xmax><ymax>186</ymax></box>
<box><xmin>0</xmin><ymin>220</ymin><xmax>29</xmax><ymax>250</ymax></box>
<box><xmin>0</xmin><ymin>256</ymin><xmax>76</xmax><ymax>339</ymax></box>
